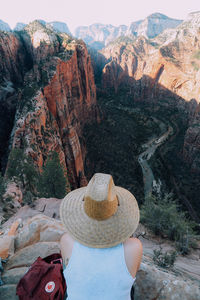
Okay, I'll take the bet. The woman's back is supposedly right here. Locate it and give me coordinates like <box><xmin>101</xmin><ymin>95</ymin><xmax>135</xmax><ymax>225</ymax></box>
<box><xmin>60</xmin><ymin>173</ymin><xmax>143</xmax><ymax>300</ymax></box>
<box><xmin>63</xmin><ymin>241</ymin><xmax>135</xmax><ymax>300</ymax></box>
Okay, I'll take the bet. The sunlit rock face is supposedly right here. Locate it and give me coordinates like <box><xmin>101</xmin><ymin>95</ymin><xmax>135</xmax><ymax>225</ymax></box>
<box><xmin>101</xmin><ymin>28</ymin><xmax>200</xmax><ymax>104</ymax></box>
<box><xmin>47</xmin><ymin>21</ymin><xmax>71</xmax><ymax>35</ymax></box>
<box><xmin>0</xmin><ymin>20</ymin><xmax>98</xmax><ymax>188</ymax></box>
<box><xmin>14</xmin><ymin>20</ymin><xmax>72</xmax><ymax>35</ymax></box>
<box><xmin>0</xmin><ymin>20</ymin><xmax>11</xmax><ymax>32</ymax></box>
<box><xmin>99</xmin><ymin>12</ymin><xmax>200</xmax><ymax>173</ymax></box>
<box><xmin>75</xmin><ymin>13</ymin><xmax>182</xmax><ymax>50</ymax></box>
<box><xmin>75</xmin><ymin>23</ymin><xmax>128</xmax><ymax>49</ymax></box>
<box><xmin>127</xmin><ymin>13</ymin><xmax>182</xmax><ymax>39</ymax></box>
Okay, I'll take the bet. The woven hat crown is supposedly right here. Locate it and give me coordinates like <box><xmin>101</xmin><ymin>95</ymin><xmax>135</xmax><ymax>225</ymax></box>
<box><xmin>84</xmin><ymin>173</ymin><xmax>118</xmax><ymax>221</ymax></box>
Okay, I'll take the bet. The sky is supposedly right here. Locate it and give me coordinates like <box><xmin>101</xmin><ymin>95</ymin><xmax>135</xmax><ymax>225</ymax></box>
<box><xmin>1</xmin><ymin>0</ymin><xmax>200</xmax><ymax>34</ymax></box>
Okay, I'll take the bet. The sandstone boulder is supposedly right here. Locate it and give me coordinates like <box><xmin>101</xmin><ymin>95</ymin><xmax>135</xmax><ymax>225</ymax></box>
<box><xmin>15</xmin><ymin>214</ymin><xmax>65</xmax><ymax>251</ymax></box>
<box><xmin>135</xmin><ymin>262</ymin><xmax>200</xmax><ymax>300</ymax></box>
<box><xmin>6</xmin><ymin>241</ymin><xmax>60</xmax><ymax>270</ymax></box>
<box><xmin>0</xmin><ymin>214</ymin><xmax>199</xmax><ymax>300</ymax></box>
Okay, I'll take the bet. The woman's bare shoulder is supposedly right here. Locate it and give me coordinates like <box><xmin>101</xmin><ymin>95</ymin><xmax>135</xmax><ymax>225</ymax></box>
<box><xmin>60</xmin><ymin>232</ymin><xmax>74</xmax><ymax>244</ymax></box>
<box><xmin>124</xmin><ymin>237</ymin><xmax>143</xmax><ymax>251</ymax></box>
<box><xmin>123</xmin><ymin>238</ymin><xmax>143</xmax><ymax>277</ymax></box>
<box><xmin>60</xmin><ymin>232</ymin><xmax>74</xmax><ymax>265</ymax></box>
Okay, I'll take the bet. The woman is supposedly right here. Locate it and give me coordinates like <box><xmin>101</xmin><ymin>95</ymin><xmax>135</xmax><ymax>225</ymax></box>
<box><xmin>60</xmin><ymin>173</ymin><xmax>143</xmax><ymax>300</ymax></box>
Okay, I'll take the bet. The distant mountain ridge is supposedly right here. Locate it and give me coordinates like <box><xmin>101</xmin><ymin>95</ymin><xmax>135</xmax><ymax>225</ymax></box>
<box><xmin>0</xmin><ymin>20</ymin><xmax>11</xmax><ymax>32</ymax></box>
<box><xmin>1</xmin><ymin>13</ymin><xmax>182</xmax><ymax>49</ymax></box>
<box><xmin>13</xmin><ymin>20</ymin><xmax>71</xmax><ymax>35</ymax></box>
<box><xmin>75</xmin><ymin>13</ymin><xmax>182</xmax><ymax>49</ymax></box>
<box><xmin>0</xmin><ymin>19</ymin><xmax>71</xmax><ymax>35</ymax></box>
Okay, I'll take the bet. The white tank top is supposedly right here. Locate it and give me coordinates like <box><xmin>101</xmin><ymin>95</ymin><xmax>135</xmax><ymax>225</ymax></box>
<box><xmin>63</xmin><ymin>241</ymin><xmax>135</xmax><ymax>300</ymax></box>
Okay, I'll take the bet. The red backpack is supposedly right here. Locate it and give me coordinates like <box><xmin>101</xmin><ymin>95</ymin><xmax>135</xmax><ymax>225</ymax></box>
<box><xmin>16</xmin><ymin>253</ymin><xmax>66</xmax><ymax>300</ymax></box>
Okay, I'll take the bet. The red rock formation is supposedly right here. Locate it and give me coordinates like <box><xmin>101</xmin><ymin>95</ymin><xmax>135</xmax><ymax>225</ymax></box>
<box><xmin>101</xmin><ymin>36</ymin><xmax>200</xmax><ymax>103</ymax></box>
<box><xmin>12</xmin><ymin>40</ymin><xmax>97</xmax><ymax>188</ymax></box>
<box><xmin>100</xmin><ymin>16</ymin><xmax>200</xmax><ymax>173</ymax></box>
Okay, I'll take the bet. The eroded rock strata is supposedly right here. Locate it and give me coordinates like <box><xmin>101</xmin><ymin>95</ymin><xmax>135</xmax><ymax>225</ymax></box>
<box><xmin>0</xmin><ymin>21</ymin><xmax>98</xmax><ymax>188</ymax></box>
<box><xmin>99</xmin><ymin>12</ymin><xmax>200</xmax><ymax>173</ymax></box>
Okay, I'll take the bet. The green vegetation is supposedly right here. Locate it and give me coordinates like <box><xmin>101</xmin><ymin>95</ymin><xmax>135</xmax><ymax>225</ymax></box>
<box><xmin>0</xmin><ymin>172</ymin><xmax>5</xmax><ymax>200</ymax></box>
<box><xmin>153</xmin><ymin>247</ymin><xmax>177</xmax><ymax>268</ymax></box>
<box><xmin>149</xmin><ymin>111</ymin><xmax>200</xmax><ymax>220</ymax></box>
<box><xmin>24</xmin><ymin>20</ymin><xmax>55</xmax><ymax>36</ymax></box>
<box><xmin>37</xmin><ymin>151</ymin><xmax>68</xmax><ymax>199</ymax></box>
<box><xmin>6</xmin><ymin>148</ymin><xmax>38</xmax><ymax>193</ymax></box>
<box><xmin>108</xmin><ymin>36</ymin><xmax>136</xmax><ymax>46</ymax></box>
<box><xmin>141</xmin><ymin>193</ymin><xmax>196</xmax><ymax>254</ymax></box>
<box><xmin>192</xmin><ymin>50</ymin><xmax>200</xmax><ymax>60</ymax></box>
<box><xmin>191</xmin><ymin>61</ymin><xmax>199</xmax><ymax>71</ymax></box>
<box><xmin>6</xmin><ymin>149</ymin><xmax>68</xmax><ymax>201</ymax></box>
<box><xmin>84</xmin><ymin>94</ymin><xmax>162</xmax><ymax>203</ymax></box>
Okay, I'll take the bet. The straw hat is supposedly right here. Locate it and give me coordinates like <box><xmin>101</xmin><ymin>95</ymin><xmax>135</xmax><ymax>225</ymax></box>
<box><xmin>60</xmin><ymin>173</ymin><xmax>139</xmax><ymax>248</ymax></box>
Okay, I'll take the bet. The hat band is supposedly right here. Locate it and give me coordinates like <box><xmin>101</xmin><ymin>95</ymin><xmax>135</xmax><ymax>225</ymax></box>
<box><xmin>84</xmin><ymin>196</ymin><xmax>118</xmax><ymax>221</ymax></box>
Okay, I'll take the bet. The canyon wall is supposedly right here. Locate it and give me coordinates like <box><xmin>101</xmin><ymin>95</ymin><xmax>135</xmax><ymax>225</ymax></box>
<box><xmin>0</xmin><ymin>21</ymin><xmax>98</xmax><ymax>189</ymax></box>
<box><xmin>99</xmin><ymin>13</ymin><xmax>200</xmax><ymax>173</ymax></box>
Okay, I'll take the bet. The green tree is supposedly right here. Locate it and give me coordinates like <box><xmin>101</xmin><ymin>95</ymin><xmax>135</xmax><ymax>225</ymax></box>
<box><xmin>141</xmin><ymin>193</ymin><xmax>196</xmax><ymax>254</ymax></box>
<box><xmin>38</xmin><ymin>151</ymin><xmax>68</xmax><ymax>199</ymax></box>
<box><xmin>6</xmin><ymin>148</ymin><xmax>39</xmax><ymax>192</ymax></box>
<box><xmin>0</xmin><ymin>172</ymin><xmax>5</xmax><ymax>200</ymax></box>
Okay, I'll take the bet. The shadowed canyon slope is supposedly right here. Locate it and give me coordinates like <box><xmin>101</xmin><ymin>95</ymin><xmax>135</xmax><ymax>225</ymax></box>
<box><xmin>98</xmin><ymin>12</ymin><xmax>200</xmax><ymax>174</ymax></box>
<box><xmin>0</xmin><ymin>13</ymin><xmax>200</xmax><ymax>300</ymax></box>
<box><xmin>0</xmin><ymin>20</ymin><xmax>98</xmax><ymax>188</ymax></box>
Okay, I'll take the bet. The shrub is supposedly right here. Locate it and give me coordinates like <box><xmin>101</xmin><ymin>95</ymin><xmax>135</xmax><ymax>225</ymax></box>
<box><xmin>0</xmin><ymin>172</ymin><xmax>5</xmax><ymax>200</ymax></box>
<box><xmin>175</xmin><ymin>230</ymin><xmax>197</xmax><ymax>255</ymax></box>
<box><xmin>37</xmin><ymin>151</ymin><xmax>68</xmax><ymax>199</ymax></box>
<box><xmin>23</xmin><ymin>191</ymin><xmax>34</xmax><ymax>205</ymax></box>
<box><xmin>6</xmin><ymin>148</ymin><xmax>39</xmax><ymax>193</ymax></box>
<box><xmin>153</xmin><ymin>247</ymin><xmax>177</xmax><ymax>268</ymax></box>
<box><xmin>141</xmin><ymin>193</ymin><xmax>196</xmax><ymax>254</ymax></box>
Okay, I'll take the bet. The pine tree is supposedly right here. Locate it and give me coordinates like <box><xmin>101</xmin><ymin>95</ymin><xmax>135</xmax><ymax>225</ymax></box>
<box><xmin>6</xmin><ymin>148</ymin><xmax>39</xmax><ymax>192</ymax></box>
<box><xmin>38</xmin><ymin>151</ymin><xmax>67</xmax><ymax>199</ymax></box>
<box><xmin>0</xmin><ymin>172</ymin><xmax>5</xmax><ymax>200</ymax></box>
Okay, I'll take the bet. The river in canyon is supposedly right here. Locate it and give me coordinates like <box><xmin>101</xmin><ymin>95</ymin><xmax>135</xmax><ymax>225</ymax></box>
<box><xmin>138</xmin><ymin>124</ymin><xmax>173</xmax><ymax>199</ymax></box>
<box><xmin>114</xmin><ymin>103</ymin><xmax>174</xmax><ymax>199</ymax></box>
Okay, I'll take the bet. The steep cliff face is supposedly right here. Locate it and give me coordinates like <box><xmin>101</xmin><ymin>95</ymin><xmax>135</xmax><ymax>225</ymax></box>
<box><xmin>101</xmin><ymin>34</ymin><xmax>200</xmax><ymax>104</ymax></box>
<box><xmin>0</xmin><ymin>32</ymin><xmax>28</xmax><ymax>84</ymax></box>
<box><xmin>130</xmin><ymin>13</ymin><xmax>182</xmax><ymax>38</ymax></box>
<box><xmin>75</xmin><ymin>23</ymin><xmax>128</xmax><ymax>49</ymax></box>
<box><xmin>14</xmin><ymin>20</ymin><xmax>72</xmax><ymax>35</ymax></box>
<box><xmin>0</xmin><ymin>20</ymin><xmax>98</xmax><ymax>189</ymax></box>
<box><xmin>75</xmin><ymin>13</ymin><xmax>182</xmax><ymax>50</ymax></box>
<box><xmin>99</xmin><ymin>12</ymin><xmax>200</xmax><ymax>174</ymax></box>
<box><xmin>0</xmin><ymin>31</ymin><xmax>30</xmax><ymax>171</ymax></box>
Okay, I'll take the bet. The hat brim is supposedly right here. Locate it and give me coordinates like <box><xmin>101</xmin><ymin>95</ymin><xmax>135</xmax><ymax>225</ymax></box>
<box><xmin>60</xmin><ymin>186</ymin><xmax>140</xmax><ymax>248</ymax></box>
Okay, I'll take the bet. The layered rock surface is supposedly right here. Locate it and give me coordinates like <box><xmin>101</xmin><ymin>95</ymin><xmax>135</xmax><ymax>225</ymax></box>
<box><xmin>99</xmin><ymin>12</ymin><xmax>200</xmax><ymax>173</ymax></box>
<box><xmin>0</xmin><ymin>20</ymin><xmax>98</xmax><ymax>188</ymax></box>
<box><xmin>0</xmin><ymin>212</ymin><xmax>199</xmax><ymax>300</ymax></box>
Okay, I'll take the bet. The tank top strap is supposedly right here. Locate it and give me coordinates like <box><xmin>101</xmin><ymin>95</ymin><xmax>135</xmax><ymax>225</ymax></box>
<box><xmin>64</xmin><ymin>241</ymin><xmax>135</xmax><ymax>300</ymax></box>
